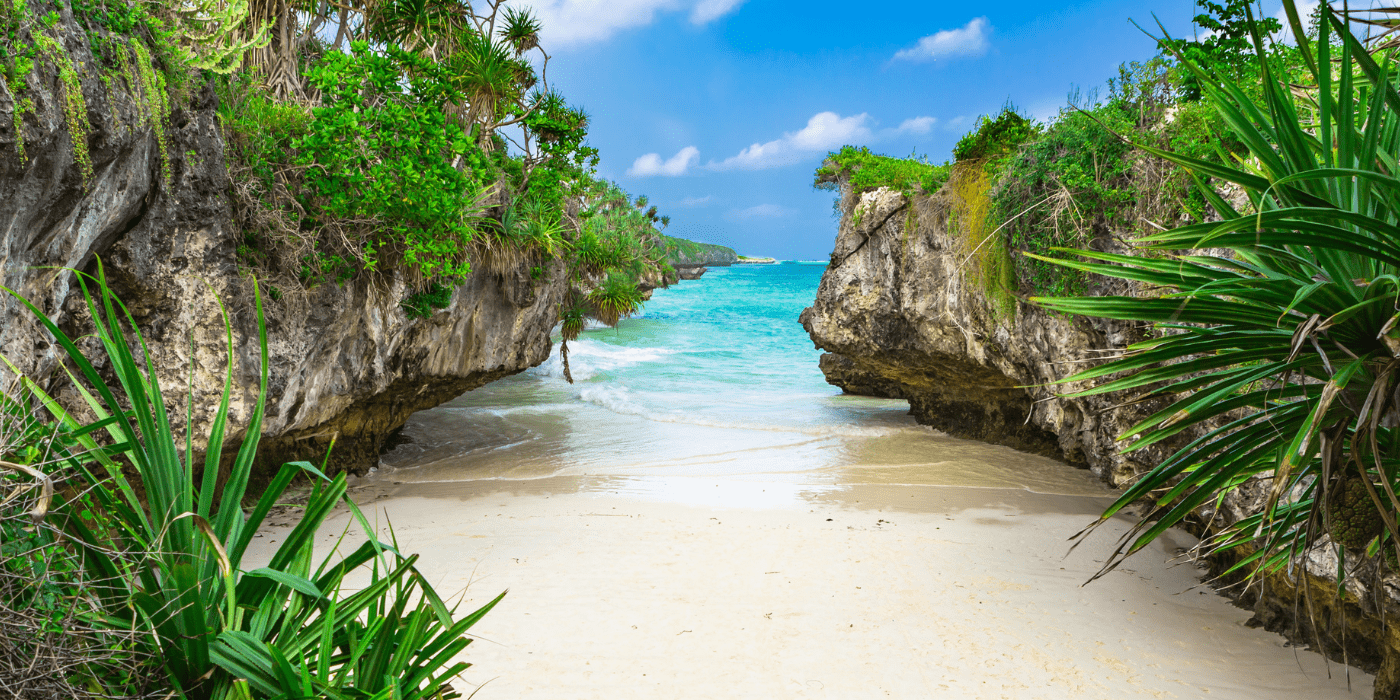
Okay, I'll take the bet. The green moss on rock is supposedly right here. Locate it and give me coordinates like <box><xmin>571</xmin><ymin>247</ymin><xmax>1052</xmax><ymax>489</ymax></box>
<box><xmin>1329</xmin><ymin>476</ymin><xmax>1385</xmax><ymax>551</ymax></box>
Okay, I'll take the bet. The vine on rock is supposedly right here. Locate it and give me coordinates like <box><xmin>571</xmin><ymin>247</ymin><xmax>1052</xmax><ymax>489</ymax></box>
<box><xmin>0</xmin><ymin>0</ymin><xmax>33</xmax><ymax>163</ymax></box>
<box><xmin>32</xmin><ymin>32</ymin><xmax>91</xmax><ymax>185</ymax></box>
<box><xmin>129</xmin><ymin>39</ymin><xmax>170</xmax><ymax>184</ymax></box>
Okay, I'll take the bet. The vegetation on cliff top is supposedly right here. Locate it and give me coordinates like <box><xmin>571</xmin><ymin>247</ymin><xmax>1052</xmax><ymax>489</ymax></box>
<box><xmin>814</xmin><ymin>145</ymin><xmax>951</xmax><ymax>198</ymax></box>
<box><xmin>814</xmin><ymin>1</ymin><xmax>1291</xmax><ymax>317</ymax></box>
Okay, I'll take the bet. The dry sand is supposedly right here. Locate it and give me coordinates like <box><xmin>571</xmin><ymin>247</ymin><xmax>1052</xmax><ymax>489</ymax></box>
<box><xmin>251</xmin><ymin>469</ymin><xmax>1375</xmax><ymax>700</ymax></box>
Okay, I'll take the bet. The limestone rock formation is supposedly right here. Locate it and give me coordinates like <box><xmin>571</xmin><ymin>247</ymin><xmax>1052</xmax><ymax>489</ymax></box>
<box><xmin>800</xmin><ymin>186</ymin><xmax>1163</xmax><ymax>485</ymax></box>
<box><xmin>0</xmin><ymin>14</ymin><xmax>566</xmax><ymax>478</ymax></box>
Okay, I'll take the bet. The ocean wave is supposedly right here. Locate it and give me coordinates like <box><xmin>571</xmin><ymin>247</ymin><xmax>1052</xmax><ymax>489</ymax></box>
<box><xmin>537</xmin><ymin>339</ymin><xmax>678</xmax><ymax>381</ymax></box>
<box><xmin>577</xmin><ymin>384</ymin><xmax>902</xmax><ymax>438</ymax></box>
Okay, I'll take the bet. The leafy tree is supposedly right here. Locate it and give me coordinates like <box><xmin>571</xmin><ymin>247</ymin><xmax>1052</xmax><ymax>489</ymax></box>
<box><xmin>1160</xmin><ymin>0</ymin><xmax>1283</xmax><ymax>100</ymax></box>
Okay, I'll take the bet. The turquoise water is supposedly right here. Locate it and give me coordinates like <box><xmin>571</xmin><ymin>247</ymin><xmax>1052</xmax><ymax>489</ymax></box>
<box><xmin>378</xmin><ymin>263</ymin><xmax>1107</xmax><ymax>504</ymax></box>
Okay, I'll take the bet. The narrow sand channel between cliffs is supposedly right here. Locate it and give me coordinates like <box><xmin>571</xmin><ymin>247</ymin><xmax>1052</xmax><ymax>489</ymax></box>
<box><xmin>248</xmin><ymin>266</ymin><xmax>1374</xmax><ymax>698</ymax></box>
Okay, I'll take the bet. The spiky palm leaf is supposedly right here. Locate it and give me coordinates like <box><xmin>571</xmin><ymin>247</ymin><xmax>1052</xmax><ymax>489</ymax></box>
<box><xmin>3</xmin><ymin>265</ymin><xmax>501</xmax><ymax>699</ymax></box>
<box><xmin>497</xmin><ymin>6</ymin><xmax>541</xmax><ymax>55</ymax></box>
<box><xmin>1034</xmin><ymin>2</ymin><xmax>1400</xmax><ymax>582</ymax></box>
<box><xmin>588</xmin><ymin>273</ymin><xmax>644</xmax><ymax>328</ymax></box>
<box><xmin>448</xmin><ymin>31</ymin><xmax>526</xmax><ymax>145</ymax></box>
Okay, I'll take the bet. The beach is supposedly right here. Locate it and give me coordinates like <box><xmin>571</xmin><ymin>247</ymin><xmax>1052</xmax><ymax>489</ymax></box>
<box><xmin>250</xmin><ymin>265</ymin><xmax>1374</xmax><ymax>699</ymax></box>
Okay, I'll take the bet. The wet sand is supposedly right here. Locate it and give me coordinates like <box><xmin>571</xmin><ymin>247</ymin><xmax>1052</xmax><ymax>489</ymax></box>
<box><xmin>253</xmin><ymin>466</ymin><xmax>1374</xmax><ymax>700</ymax></box>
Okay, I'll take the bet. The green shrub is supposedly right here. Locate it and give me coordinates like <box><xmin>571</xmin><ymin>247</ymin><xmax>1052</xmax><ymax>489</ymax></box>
<box><xmin>993</xmin><ymin>103</ymin><xmax>1136</xmax><ymax>298</ymax></box>
<box><xmin>218</xmin><ymin>85</ymin><xmax>311</xmax><ymax>187</ymax></box>
<box><xmin>402</xmin><ymin>282</ymin><xmax>453</xmax><ymax>319</ymax></box>
<box><xmin>952</xmin><ymin>108</ymin><xmax>1038</xmax><ymax>164</ymax></box>
<box><xmin>299</xmin><ymin>43</ymin><xmax>485</xmax><ymax>283</ymax></box>
<box><xmin>814</xmin><ymin>145</ymin><xmax>950</xmax><ymax>197</ymax></box>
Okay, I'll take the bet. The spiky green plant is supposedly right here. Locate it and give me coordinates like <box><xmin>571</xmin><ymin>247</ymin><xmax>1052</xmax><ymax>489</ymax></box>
<box><xmin>1034</xmin><ymin>2</ymin><xmax>1400</xmax><ymax>582</ymax></box>
<box><xmin>449</xmin><ymin>32</ymin><xmax>527</xmax><ymax>145</ymax></box>
<box><xmin>497</xmin><ymin>6</ymin><xmax>541</xmax><ymax>55</ymax></box>
<box><xmin>3</xmin><ymin>264</ymin><xmax>500</xmax><ymax>699</ymax></box>
<box><xmin>588</xmin><ymin>273</ymin><xmax>644</xmax><ymax>328</ymax></box>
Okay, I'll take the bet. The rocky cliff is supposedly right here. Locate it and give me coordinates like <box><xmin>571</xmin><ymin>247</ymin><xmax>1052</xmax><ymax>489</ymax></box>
<box><xmin>801</xmin><ymin>175</ymin><xmax>1400</xmax><ymax>696</ymax></box>
<box><xmin>0</xmin><ymin>14</ymin><xmax>566</xmax><ymax>477</ymax></box>
<box><xmin>799</xmin><ymin>185</ymin><xmax>1163</xmax><ymax>485</ymax></box>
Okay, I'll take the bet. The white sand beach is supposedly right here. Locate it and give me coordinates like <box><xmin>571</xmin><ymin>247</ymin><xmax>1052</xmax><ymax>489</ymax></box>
<box><xmin>250</xmin><ymin>463</ymin><xmax>1372</xmax><ymax>700</ymax></box>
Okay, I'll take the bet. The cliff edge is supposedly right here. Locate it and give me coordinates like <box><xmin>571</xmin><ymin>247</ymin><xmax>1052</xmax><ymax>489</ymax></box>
<box><xmin>799</xmin><ymin>184</ymin><xmax>1162</xmax><ymax>485</ymax></box>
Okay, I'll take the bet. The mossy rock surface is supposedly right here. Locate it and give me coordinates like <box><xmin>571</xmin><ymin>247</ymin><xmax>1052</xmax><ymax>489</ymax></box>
<box><xmin>1329</xmin><ymin>477</ymin><xmax>1385</xmax><ymax>551</ymax></box>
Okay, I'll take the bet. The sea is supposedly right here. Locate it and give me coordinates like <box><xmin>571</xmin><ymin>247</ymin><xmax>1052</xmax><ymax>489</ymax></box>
<box><xmin>377</xmin><ymin>262</ymin><xmax>1107</xmax><ymax>504</ymax></box>
<box><xmin>332</xmin><ymin>264</ymin><xmax>1371</xmax><ymax>700</ymax></box>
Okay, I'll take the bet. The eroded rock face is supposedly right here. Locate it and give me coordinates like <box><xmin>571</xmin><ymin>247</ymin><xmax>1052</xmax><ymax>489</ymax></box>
<box><xmin>800</xmin><ymin>186</ymin><xmax>1168</xmax><ymax>485</ymax></box>
<box><xmin>0</xmin><ymin>14</ymin><xmax>566</xmax><ymax>478</ymax></box>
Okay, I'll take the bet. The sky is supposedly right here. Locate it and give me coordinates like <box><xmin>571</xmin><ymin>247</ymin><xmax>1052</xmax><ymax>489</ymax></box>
<box><xmin>517</xmin><ymin>0</ymin><xmax>1299</xmax><ymax>260</ymax></box>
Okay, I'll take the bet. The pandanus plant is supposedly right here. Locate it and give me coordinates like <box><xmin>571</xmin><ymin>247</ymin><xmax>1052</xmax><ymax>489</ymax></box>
<box><xmin>4</xmin><ymin>264</ymin><xmax>500</xmax><ymax>699</ymax></box>
<box><xmin>1034</xmin><ymin>1</ymin><xmax>1400</xmax><ymax>582</ymax></box>
<box><xmin>588</xmin><ymin>273</ymin><xmax>645</xmax><ymax>328</ymax></box>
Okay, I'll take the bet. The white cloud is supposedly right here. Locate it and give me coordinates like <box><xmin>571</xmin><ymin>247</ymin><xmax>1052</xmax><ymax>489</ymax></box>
<box><xmin>731</xmin><ymin>203</ymin><xmax>791</xmax><ymax>219</ymax></box>
<box><xmin>894</xmin><ymin>116</ymin><xmax>936</xmax><ymax>134</ymax></box>
<box><xmin>676</xmin><ymin>195</ymin><xmax>713</xmax><ymax>206</ymax></box>
<box><xmin>628</xmin><ymin>146</ymin><xmax>700</xmax><ymax>177</ymax></box>
<box><xmin>892</xmin><ymin>17</ymin><xmax>991</xmax><ymax>62</ymax></box>
<box><xmin>711</xmin><ymin>112</ymin><xmax>872</xmax><ymax>170</ymax></box>
<box><xmin>690</xmin><ymin>0</ymin><xmax>744</xmax><ymax>23</ymax></box>
<box><xmin>522</xmin><ymin>0</ymin><xmax>742</xmax><ymax>47</ymax></box>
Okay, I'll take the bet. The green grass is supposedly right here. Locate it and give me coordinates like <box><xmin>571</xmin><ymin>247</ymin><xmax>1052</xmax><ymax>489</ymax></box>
<box><xmin>814</xmin><ymin>145</ymin><xmax>951</xmax><ymax>197</ymax></box>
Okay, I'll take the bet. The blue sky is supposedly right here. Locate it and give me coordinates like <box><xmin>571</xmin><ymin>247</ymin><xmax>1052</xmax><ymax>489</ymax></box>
<box><xmin>523</xmin><ymin>0</ymin><xmax>1271</xmax><ymax>259</ymax></box>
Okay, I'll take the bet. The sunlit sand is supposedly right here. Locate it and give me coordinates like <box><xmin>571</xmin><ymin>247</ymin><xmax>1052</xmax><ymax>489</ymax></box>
<box><xmin>253</xmin><ymin>442</ymin><xmax>1373</xmax><ymax>700</ymax></box>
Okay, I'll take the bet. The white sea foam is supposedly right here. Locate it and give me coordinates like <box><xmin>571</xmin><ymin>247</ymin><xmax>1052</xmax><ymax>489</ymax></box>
<box><xmin>577</xmin><ymin>384</ymin><xmax>901</xmax><ymax>438</ymax></box>
<box><xmin>537</xmin><ymin>339</ymin><xmax>677</xmax><ymax>381</ymax></box>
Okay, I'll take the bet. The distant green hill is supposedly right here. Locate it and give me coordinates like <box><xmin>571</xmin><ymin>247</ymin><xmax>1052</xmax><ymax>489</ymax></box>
<box><xmin>661</xmin><ymin>235</ymin><xmax>738</xmax><ymax>267</ymax></box>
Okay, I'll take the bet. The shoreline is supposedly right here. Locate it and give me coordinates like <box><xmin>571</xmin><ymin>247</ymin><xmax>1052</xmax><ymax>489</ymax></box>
<box><xmin>251</xmin><ymin>472</ymin><xmax>1373</xmax><ymax>699</ymax></box>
